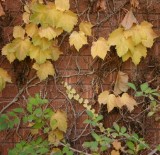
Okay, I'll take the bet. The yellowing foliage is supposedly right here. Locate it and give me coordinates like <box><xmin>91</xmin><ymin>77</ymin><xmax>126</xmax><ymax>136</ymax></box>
<box><xmin>69</xmin><ymin>31</ymin><xmax>88</xmax><ymax>51</ymax></box>
<box><xmin>55</xmin><ymin>0</ymin><xmax>70</xmax><ymax>11</ymax></box>
<box><xmin>33</xmin><ymin>61</ymin><xmax>55</xmax><ymax>81</ymax></box>
<box><xmin>107</xmin><ymin>21</ymin><xmax>157</xmax><ymax>65</ymax></box>
<box><xmin>98</xmin><ymin>90</ymin><xmax>137</xmax><ymax>112</ymax></box>
<box><xmin>0</xmin><ymin>68</ymin><xmax>11</xmax><ymax>91</ymax></box>
<box><xmin>50</xmin><ymin>110</ymin><xmax>67</xmax><ymax>133</ymax></box>
<box><xmin>91</xmin><ymin>37</ymin><xmax>109</xmax><ymax>60</ymax></box>
<box><xmin>79</xmin><ymin>21</ymin><xmax>93</xmax><ymax>36</ymax></box>
<box><xmin>13</xmin><ymin>26</ymin><xmax>25</xmax><ymax>39</ymax></box>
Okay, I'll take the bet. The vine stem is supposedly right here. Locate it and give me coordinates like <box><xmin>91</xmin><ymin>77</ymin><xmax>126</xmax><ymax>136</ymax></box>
<box><xmin>0</xmin><ymin>76</ymin><xmax>37</xmax><ymax>114</ymax></box>
<box><xmin>59</xmin><ymin>142</ymin><xmax>92</xmax><ymax>155</ymax></box>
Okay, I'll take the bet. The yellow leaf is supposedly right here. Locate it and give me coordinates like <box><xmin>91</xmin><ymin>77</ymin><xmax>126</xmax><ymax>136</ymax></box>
<box><xmin>48</xmin><ymin>129</ymin><xmax>64</xmax><ymax>145</ymax></box>
<box><xmin>33</xmin><ymin>61</ymin><xmax>55</xmax><ymax>81</ymax></box>
<box><xmin>51</xmin><ymin>148</ymin><xmax>61</xmax><ymax>154</ymax></box>
<box><xmin>56</xmin><ymin>10</ymin><xmax>78</xmax><ymax>32</ymax></box>
<box><xmin>25</xmin><ymin>23</ymin><xmax>38</xmax><ymax>37</ymax></box>
<box><xmin>114</xmin><ymin>71</ymin><xmax>129</xmax><ymax>95</ymax></box>
<box><xmin>107</xmin><ymin>94</ymin><xmax>117</xmax><ymax>112</ymax></box>
<box><xmin>13</xmin><ymin>26</ymin><xmax>25</xmax><ymax>39</ymax></box>
<box><xmin>120</xmin><ymin>93</ymin><xmax>137</xmax><ymax>112</ymax></box>
<box><xmin>13</xmin><ymin>38</ymin><xmax>31</xmax><ymax>61</ymax></box>
<box><xmin>0</xmin><ymin>68</ymin><xmax>12</xmax><ymax>91</ymax></box>
<box><xmin>131</xmin><ymin>44</ymin><xmax>147</xmax><ymax>65</ymax></box>
<box><xmin>98</xmin><ymin>90</ymin><xmax>109</xmax><ymax>105</ymax></box>
<box><xmin>22</xmin><ymin>12</ymin><xmax>30</xmax><ymax>24</ymax></box>
<box><xmin>138</xmin><ymin>21</ymin><xmax>158</xmax><ymax>48</ymax></box>
<box><xmin>69</xmin><ymin>31</ymin><xmax>88</xmax><ymax>51</ymax></box>
<box><xmin>55</xmin><ymin>0</ymin><xmax>70</xmax><ymax>11</ymax></box>
<box><xmin>111</xmin><ymin>150</ymin><xmax>120</xmax><ymax>155</ymax></box>
<box><xmin>108</xmin><ymin>28</ymin><xmax>124</xmax><ymax>47</ymax></box>
<box><xmin>32</xmin><ymin>35</ymin><xmax>52</xmax><ymax>51</ymax></box>
<box><xmin>2</xmin><ymin>44</ymin><xmax>16</xmax><ymax>63</ymax></box>
<box><xmin>122</xmin><ymin>51</ymin><xmax>132</xmax><ymax>62</ymax></box>
<box><xmin>130</xmin><ymin>0</ymin><xmax>139</xmax><ymax>8</ymax></box>
<box><xmin>50</xmin><ymin>46</ymin><xmax>62</xmax><ymax>61</ymax></box>
<box><xmin>112</xmin><ymin>140</ymin><xmax>122</xmax><ymax>150</ymax></box>
<box><xmin>46</xmin><ymin>4</ymin><xmax>62</xmax><ymax>27</ymax></box>
<box><xmin>30</xmin><ymin>129</ymin><xmax>39</xmax><ymax>135</ymax></box>
<box><xmin>38</xmin><ymin>26</ymin><xmax>63</xmax><ymax>40</ymax></box>
<box><xmin>50</xmin><ymin>110</ymin><xmax>67</xmax><ymax>132</ymax></box>
<box><xmin>29</xmin><ymin>45</ymin><xmax>51</xmax><ymax>64</ymax></box>
<box><xmin>121</xmin><ymin>10</ymin><xmax>138</xmax><ymax>30</ymax></box>
<box><xmin>79</xmin><ymin>21</ymin><xmax>93</xmax><ymax>36</ymax></box>
<box><xmin>91</xmin><ymin>37</ymin><xmax>109</xmax><ymax>59</ymax></box>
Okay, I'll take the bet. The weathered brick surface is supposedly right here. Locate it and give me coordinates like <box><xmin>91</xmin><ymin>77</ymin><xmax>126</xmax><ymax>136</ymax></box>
<box><xmin>1</xmin><ymin>0</ymin><xmax>160</xmax><ymax>154</ymax></box>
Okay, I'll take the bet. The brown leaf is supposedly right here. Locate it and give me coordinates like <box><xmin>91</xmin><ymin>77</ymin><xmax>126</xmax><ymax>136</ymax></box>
<box><xmin>121</xmin><ymin>10</ymin><xmax>138</xmax><ymax>30</ymax></box>
<box><xmin>112</xmin><ymin>140</ymin><xmax>122</xmax><ymax>150</ymax></box>
<box><xmin>0</xmin><ymin>3</ymin><xmax>5</xmax><ymax>16</ymax></box>
<box><xmin>96</xmin><ymin>0</ymin><xmax>106</xmax><ymax>11</ymax></box>
<box><xmin>114</xmin><ymin>71</ymin><xmax>129</xmax><ymax>95</ymax></box>
<box><xmin>130</xmin><ymin>0</ymin><xmax>139</xmax><ymax>8</ymax></box>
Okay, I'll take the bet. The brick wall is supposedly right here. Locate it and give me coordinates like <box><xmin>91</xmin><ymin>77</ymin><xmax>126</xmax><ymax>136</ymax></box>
<box><xmin>0</xmin><ymin>0</ymin><xmax>160</xmax><ymax>154</ymax></box>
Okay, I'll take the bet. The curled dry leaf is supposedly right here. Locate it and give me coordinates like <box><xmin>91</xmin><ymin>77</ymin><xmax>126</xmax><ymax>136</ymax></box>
<box><xmin>121</xmin><ymin>10</ymin><xmax>138</xmax><ymax>30</ymax></box>
<box><xmin>96</xmin><ymin>0</ymin><xmax>107</xmax><ymax>11</ymax></box>
<box><xmin>0</xmin><ymin>2</ymin><xmax>5</xmax><ymax>16</ymax></box>
<box><xmin>114</xmin><ymin>71</ymin><xmax>129</xmax><ymax>95</ymax></box>
<box><xmin>130</xmin><ymin>0</ymin><xmax>139</xmax><ymax>8</ymax></box>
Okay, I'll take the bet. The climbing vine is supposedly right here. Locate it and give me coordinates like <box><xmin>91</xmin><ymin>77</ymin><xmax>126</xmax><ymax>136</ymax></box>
<box><xmin>0</xmin><ymin>0</ymin><xmax>160</xmax><ymax>155</ymax></box>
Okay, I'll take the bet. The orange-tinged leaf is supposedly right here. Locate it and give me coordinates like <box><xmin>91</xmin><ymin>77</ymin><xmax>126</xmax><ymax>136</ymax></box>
<box><xmin>50</xmin><ymin>46</ymin><xmax>62</xmax><ymax>61</ymax></box>
<box><xmin>33</xmin><ymin>61</ymin><xmax>55</xmax><ymax>81</ymax></box>
<box><xmin>114</xmin><ymin>71</ymin><xmax>129</xmax><ymax>95</ymax></box>
<box><xmin>50</xmin><ymin>110</ymin><xmax>67</xmax><ymax>132</ymax></box>
<box><xmin>56</xmin><ymin>10</ymin><xmax>78</xmax><ymax>32</ymax></box>
<box><xmin>130</xmin><ymin>0</ymin><xmax>139</xmax><ymax>8</ymax></box>
<box><xmin>121</xmin><ymin>10</ymin><xmax>138</xmax><ymax>30</ymax></box>
<box><xmin>98</xmin><ymin>90</ymin><xmax>109</xmax><ymax>105</ymax></box>
<box><xmin>13</xmin><ymin>26</ymin><xmax>25</xmax><ymax>39</ymax></box>
<box><xmin>39</xmin><ymin>26</ymin><xmax>63</xmax><ymax>40</ymax></box>
<box><xmin>120</xmin><ymin>93</ymin><xmax>137</xmax><ymax>112</ymax></box>
<box><xmin>111</xmin><ymin>150</ymin><xmax>120</xmax><ymax>155</ymax></box>
<box><xmin>0</xmin><ymin>3</ymin><xmax>5</xmax><ymax>16</ymax></box>
<box><xmin>112</xmin><ymin>140</ymin><xmax>122</xmax><ymax>150</ymax></box>
<box><xmin>55</xmin><ymin>0</ymin><xmax>70</xmax><ymax>11</ymax></box>
<box><xmin>23</xmin><ymin>12</ymin><xmax>30</xmax><ymax>24</ymax></box>
<box><xmin>69</xmin><ymin>31</ymin><xmax>88</xmax><ymax>51</ymax></box>
<box><xmin>96</xmin><ymin>0</ymin><xmax>107</xmax><ymax>11</ymax></box>
<box><xmin>79</xmin><ymin>21</ymin><xmax>93</xmax><ymax>36</ymax></box>
<box><xmin>91</xmin><ymin>37</ymin><xmax>109</xmax><ymax>59</ymax></box>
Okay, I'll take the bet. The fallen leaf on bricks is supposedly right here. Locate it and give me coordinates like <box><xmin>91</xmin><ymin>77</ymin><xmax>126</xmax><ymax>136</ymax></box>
<box><xmin>0</xmin><ymin>3</ymin><xmax>5</xmax><ymax>16</ymax></box>
<box><xmin>130</xmin><ymin>0</ymin><xmax>139</xmax><ymax>8</ymax></box>
<box><xmin>96</xmin><ymin>0</ymin><xmax>106</xmax><ymax>11</ymax></box>
<box><xmin>114</xmin><ymin>71</ymin><xmax>129</xmax><ymax>95</ymax></box>
<box><xmin>121</xmin><ymin>10</ymin><xmax>138</xmax><ymax>30</ymax></box>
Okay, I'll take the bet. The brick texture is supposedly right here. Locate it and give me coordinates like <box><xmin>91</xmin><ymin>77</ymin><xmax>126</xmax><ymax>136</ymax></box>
<box><xmin>1</xmin><ymin>0</ymin><xmax>160</xmax><ymax>154</ymax></box>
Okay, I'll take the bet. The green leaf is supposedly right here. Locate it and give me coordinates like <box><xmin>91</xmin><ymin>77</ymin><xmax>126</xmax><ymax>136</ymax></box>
<box><xmin>121</xmin><ymin>126</ymin><xmax>127</xmax><ymax>134</ymax></box>
<box><xmin>91</xmin><ymin>132</ymin><xmax>101</xmax><ymax>141</ymax></box>
<box><xmin>140</xmin><ymin>83</ymin><xmax>149</xmax><ymax>92</ymax></box>
<box><xmin>147</xmin><ymin>111</ymin><xmax>155</xmax><ymax>117</ymax></box>
<box><xmin>127</xmin><ymin>141</ymin><xmax>135</xmax><ymax>150</ymax></box>
<box><xmin>128</xmin><ymin>82</ymin><xmax>137</xmax><ymax>91</ymax></box>
<box><xmin>135</xmin><ymin>91</ymin><xmax>143</xmax><ymax>97</ymax></box>
<box><xmin>113</xmin><ymin>122</ymin><xmax>120</xmax><ymax>132</ymax></box>
<box><xmin>13</xmin><ymin>108</ymin><xmax>24</xmax><ymax>113</ymax></box>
